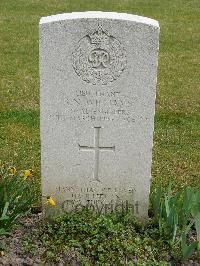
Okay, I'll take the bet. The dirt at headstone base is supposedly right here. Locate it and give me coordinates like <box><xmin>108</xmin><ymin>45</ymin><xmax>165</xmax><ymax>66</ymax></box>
<box><xmin>0</xmin><ymin>214</ymin><xmax>81</xmax><ymax>266</ymax></box>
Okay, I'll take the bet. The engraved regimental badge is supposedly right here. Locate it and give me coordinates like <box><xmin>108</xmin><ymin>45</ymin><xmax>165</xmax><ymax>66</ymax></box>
<box><xmin>72</xmin><ymin>26</ymin><xmax>127</xmax><ymax>85</ymax></box>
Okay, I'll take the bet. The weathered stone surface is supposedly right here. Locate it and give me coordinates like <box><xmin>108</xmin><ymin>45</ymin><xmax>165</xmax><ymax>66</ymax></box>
<box><xmin>39</xmin><ymin>11</ymin><xmax>160</xmax><ymax>219</ymax></box>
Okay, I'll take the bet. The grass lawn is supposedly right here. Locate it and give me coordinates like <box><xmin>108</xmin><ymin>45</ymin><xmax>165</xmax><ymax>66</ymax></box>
<box><xmin>0</xmin><ymin>0</ymin><xmax>200</xmax><ymax>195</ymax></box>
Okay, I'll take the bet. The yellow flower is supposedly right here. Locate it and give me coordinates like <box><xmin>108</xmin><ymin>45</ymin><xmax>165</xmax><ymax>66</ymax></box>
<box><xmin>0</xmin><ymin>162</ymin><xmax>5</xmax><ymax>168</ymax></box>
<box><xmin>46</xmin><ymin>196</ymin><xmax>56</xmax><ymax>206</ymax></box>
<box><xmin>9</xmin><ymin>166</ymin><xmax>17</xmax><ymax>175</ymax></box>
<box><xmin>20</xmin><ymin>169</ymin><xmax>33</xmax><ymax>180</ymax></box>
<box><xmin>0</xmin><ymin>251</ymin><xmax>5</xmax><ymax>256</ymax></box>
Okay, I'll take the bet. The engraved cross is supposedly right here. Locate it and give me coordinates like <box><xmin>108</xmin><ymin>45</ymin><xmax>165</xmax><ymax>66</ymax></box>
<box><xmin>79</xmin><ymin>127</ymin><xmax>115</xmax><ymax>182</ymax></box>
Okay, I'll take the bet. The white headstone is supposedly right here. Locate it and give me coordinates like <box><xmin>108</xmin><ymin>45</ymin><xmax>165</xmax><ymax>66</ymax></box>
<box><xmin>40</xmin><ymin>12</ymin><xmax>159</xmax><ymax>219</ymax></box>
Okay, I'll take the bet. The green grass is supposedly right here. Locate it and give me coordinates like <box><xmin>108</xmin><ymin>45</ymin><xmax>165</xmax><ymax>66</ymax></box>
<box><xmin>0</xmin><ymin>0</ymin><xmax>200</xmax><ymax>195</ymax></box>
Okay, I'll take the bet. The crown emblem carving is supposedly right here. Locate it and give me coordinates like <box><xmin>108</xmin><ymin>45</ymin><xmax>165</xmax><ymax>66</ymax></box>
<box><xmin>87</xmin><ymin>27</ymin><xmax>110</xmax><ymax>47</ymax></box>
<box><xmin>72</xmin><ymin>26</ymin><xmax>127</xmax><ymax>85</ymax></box>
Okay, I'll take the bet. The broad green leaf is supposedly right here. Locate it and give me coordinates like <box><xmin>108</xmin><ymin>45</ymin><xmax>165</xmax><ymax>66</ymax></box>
<box><xmin>1</xmin><ymin>202</ymin><xmax>9</xmax><ymax>219</ymax></box>
<box><xmin>165</xmin><ymin>195</ymin><xmax>170</xmax><ymax>218</ymax></box>
<box><xmin>182</xmin><ymin>239</ymin><xmax>198</xmax><ymax>261</ymax></box>
<box><xmin>194</xmin><ymin>212</ymin><xmax>200</xmax><ymax>246</ymax></box>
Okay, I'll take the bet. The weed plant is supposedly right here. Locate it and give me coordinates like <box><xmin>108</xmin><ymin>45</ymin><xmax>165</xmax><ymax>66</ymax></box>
<box><xmin>22</xmin><ymin>210</ymin><xmax>170</xmax><ymax>265</ymax></box>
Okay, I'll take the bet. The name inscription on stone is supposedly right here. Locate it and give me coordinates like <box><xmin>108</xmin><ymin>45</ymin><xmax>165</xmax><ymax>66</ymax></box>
<box><xmin>49</xmin><ymin>89</ymin><xmax>139</xmax><ymax>124</ymax></box>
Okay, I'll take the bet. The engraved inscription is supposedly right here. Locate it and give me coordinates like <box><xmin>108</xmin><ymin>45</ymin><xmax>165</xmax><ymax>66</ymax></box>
<box><xmin>50</xmin><ymin>89</ymin><xmax>137</xmax><ymax>124</ymax></box>
<box><xmin>72</xmin><ymin>26</ymin><xmax>127</xmax><ymax>85</ymax></box>
<box><xmin>79</xmin><ymin>127</ymin><xmax>115</xmax><ymax>181</ymax></box>
<box><xmin>57</xmin><ymin>186</ymin><xmax>138</xmax><ymax>214</ymax></box>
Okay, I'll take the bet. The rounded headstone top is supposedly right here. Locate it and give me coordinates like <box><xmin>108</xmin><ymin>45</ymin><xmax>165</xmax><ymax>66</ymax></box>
<box><xmin>40</xmin><ymin>11</ymin><xmax>159</xmax><ymax>28</ymax></box>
